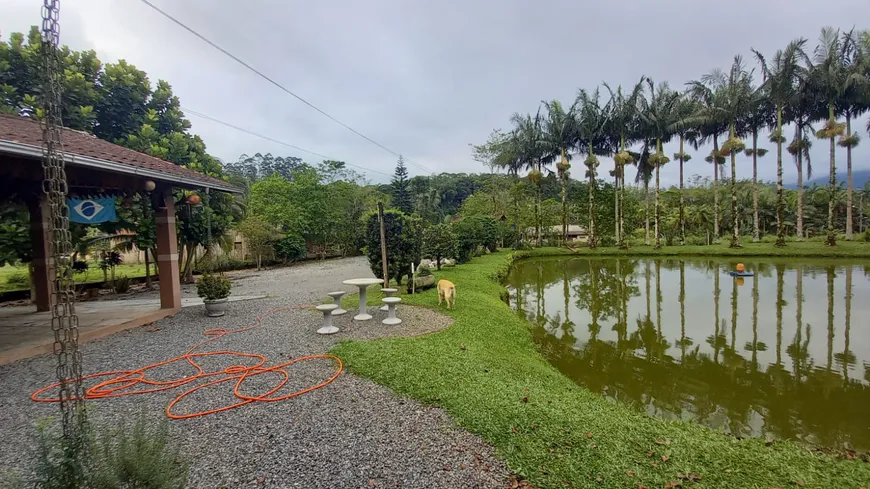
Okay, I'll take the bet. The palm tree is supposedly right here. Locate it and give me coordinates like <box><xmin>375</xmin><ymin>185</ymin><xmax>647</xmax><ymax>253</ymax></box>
<box><xmin>741</xmin><ymin>74</ymin><xmax>773</xmax><ymax>242</ymax></box>
<box><xmin>575</xmin><ymin>88</ymin><xmax>612</xmax><ymax>249</ymax></box>
<box><xmin>541</xmin><ymin>99</ymin><xmax>579</xmax><ymax>244</ymax></box>
<box><xmin>837</xmin><ymin>31</ymin><xmax>870</xmax><ymax>240</ymax></box>
<box><xmin>605</xmin><ymin>79</ymin><xmax>644</xmax><ymax>248</ymax></box>
<box><xmin>508</xmin><ymin>111</ymin><xmax>547</xmax><ymax>246</ymax></box>
<box><xmin>785</xmin><ymin>85</ymin><xmax>815</xmax><ymax>241</ymax></box>
<box><xmin>809</xmin><ymin>27</ymin><xmax>851</xmax><ymax>246</ymax></box>
<box><xmin>639</xmin><ymin>79</ymin><xmax>679</xmax><ymax>248</ymax></box>
<box><xmin>686</xmin><ymin>79</ymin><xmax>728</xmax><ymax>243</ymax></box>
<box><xmin>689</xmin><ymin>57</ymin><xmax>753</xmax><ymax>248</ymax></box>
<box><xmin>670</xmin><ymin>95</ymin><xmax>699</xmax><ymax>245</ymax></box>
<box><xmin>753</xmin><ymin>38</ymin><xmax>808</xmax><ymax>246</ymax></box>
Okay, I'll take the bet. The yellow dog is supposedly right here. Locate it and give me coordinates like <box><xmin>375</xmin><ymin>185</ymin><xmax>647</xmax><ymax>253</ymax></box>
<box><xmin>437</xmin><ymin>279</ymin><xmax>456</xmax><ymax>309</ymax></box>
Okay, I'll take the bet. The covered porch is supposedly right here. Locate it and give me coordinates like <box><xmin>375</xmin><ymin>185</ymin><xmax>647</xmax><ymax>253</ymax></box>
<box><xmin>0</xmin><ymin>114</ymin><xmax>239</xmax><ymax>363</ymax></box>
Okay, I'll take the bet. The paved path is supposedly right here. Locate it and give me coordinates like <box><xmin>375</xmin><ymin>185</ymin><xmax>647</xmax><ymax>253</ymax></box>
<box><xmin>0</xmin><ymin>257</ymin><xmax>509</xmax><ymax>488</ymax></box>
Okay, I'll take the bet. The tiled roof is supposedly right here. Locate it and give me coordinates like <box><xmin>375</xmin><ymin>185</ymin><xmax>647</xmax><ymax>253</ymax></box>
<box><xmin>0</xmin><ymin>114</ymin><xmax>238</xmax><ymax>192</ymax></box>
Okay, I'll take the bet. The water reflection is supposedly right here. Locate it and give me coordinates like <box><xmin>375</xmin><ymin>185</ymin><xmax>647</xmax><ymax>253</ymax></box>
<box><xmin>506</xmin><ymin>257</ymin><xmax>870</xmax><ymax>450</ymax></box>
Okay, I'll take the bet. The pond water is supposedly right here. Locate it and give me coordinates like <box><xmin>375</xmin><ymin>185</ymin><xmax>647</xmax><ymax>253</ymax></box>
<box><xmin>506</xmin><ymin>257</ymin><xmax>870</xmax><ymax>450</ymax></box>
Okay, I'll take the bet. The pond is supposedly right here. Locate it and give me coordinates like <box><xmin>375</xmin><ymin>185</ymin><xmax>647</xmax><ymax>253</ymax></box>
<box><xmin>506</xmin><ymin>256</ymin><xmax>870</xmax><ymax>451</ymax></box>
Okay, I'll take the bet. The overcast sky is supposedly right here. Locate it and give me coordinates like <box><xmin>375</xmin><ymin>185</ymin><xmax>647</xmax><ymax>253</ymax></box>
<box><xmin>2</xmin><ymin>0</ymin><xmax>869</xmax><ymax>185</ymax></box>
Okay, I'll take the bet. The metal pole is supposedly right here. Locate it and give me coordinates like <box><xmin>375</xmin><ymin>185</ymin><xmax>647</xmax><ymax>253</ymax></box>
<box><xmin>377</xmin><ymin>202</ymin><xmax>389</xmax><ymax>287</ymax></box>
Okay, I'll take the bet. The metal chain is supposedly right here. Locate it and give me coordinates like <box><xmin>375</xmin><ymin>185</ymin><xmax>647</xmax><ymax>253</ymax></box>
<box><xmin>40</xmin><ymin>0</ymin><xmax>87</xmax><ymax>443</ymax></box>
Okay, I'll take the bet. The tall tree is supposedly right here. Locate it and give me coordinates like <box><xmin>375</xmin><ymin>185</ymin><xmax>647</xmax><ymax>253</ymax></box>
<box><xmin>509</xmin><ymin>112</ymin><xmax>547</xmax><ymax>245</ymax></box>
<box><xmin>837</xmin><ymin>30</ymin><xmax>870</xmax><ymax>240</ymax></box>
<box><xmin>741</xmin><ymin>72</ymin><xmax>773</xmax><ymax>242</ymax></box>
<box><xmin>670</xmin><ymin>95</ymin><xmax>699</xmax><ymax>245</ymax></box>
<box><xmin>639</xmin><ymin>80</ymin><xmax>679</xmax><ymax>248</ymax></box>
<box><xmin>541</xmin><ymin>99</ymin><xmax>578</xmax><ymax>243</ymax></box>
<box><xmin>605</xmin><ymin>79</ymin><xmax>644</xmax><ymax>248</ymax></box>
<box><xmin>809</xmin><ymin>27</ymin><xmax>850</xmax><ymax>246</ymax></box>
<box><xmin>688</xmin><ymin>57</ymin><xmax>753</xmax><ymax>248</ymax></box>
<box><xmin>391</xmin><ymin>155</ymin><xmax>413</xmax><ymax>214</ymax></box>
<box><xmin>575</xmin><ymin>88</ymin><xmax>612</xmax><ymax>248</ymax></box>
<box><xmin>753</xmin><ymin>38</ymin><xmax>808</xmax><ymax>246</ymax></box>
<box><xmin>687</xmin><ymin>77</ymin><xmax>728</xmax><ymax>243</ymax></box>
<box><xmin>785</xmin><ymin>80</ymin><xmax>817</xmax><ymax>240</ymax></box>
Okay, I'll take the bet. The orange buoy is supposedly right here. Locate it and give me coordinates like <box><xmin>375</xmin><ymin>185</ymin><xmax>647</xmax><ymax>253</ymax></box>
<box><xmin>736</xmin><ymin>263</ymin><xmax>745</xmax><ymax>273</ymax></box>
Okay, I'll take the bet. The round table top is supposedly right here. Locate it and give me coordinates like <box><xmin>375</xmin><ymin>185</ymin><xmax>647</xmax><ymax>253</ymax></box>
<box><xmin>342</xmin><ymin>278</ymin><xmax>384</xmax><ymax>286</ymax></box>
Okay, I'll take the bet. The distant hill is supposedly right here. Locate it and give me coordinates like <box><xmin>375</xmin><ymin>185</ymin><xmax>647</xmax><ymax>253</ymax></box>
<box><xmin>786</xmin><ymin>169</ymin><xmax>870</xmax><ymax>189</ymax></box>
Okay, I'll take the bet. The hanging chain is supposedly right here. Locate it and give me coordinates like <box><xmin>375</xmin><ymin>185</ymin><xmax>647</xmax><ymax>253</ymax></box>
<box><xmin>40</xmin><ymin>0</ymin><xmax>87</xmax><ymax>443</ymax></box>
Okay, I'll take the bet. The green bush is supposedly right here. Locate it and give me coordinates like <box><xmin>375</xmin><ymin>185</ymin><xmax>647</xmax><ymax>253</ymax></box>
<box><xmin>72</xmin><ymin>261</ymin><xmax>89</xmax><ymax>274</ymax></box>
<box><xmin>364</xmin><ymin>210</ymin><xmax>422</xmax><ymax>285</ymax></box>
<box><xmin>453</xmin><ymin>215</ymin><xmax>500</xmax><ymax>262</ymax></box>
<box><xmin>113</xmin><ymin>276</ymin><xmax>132</xmax><ymax>294</ymax></box>
<box><xmin>423</xmin><ymin>223</ymin><xmax>457</xmax><ymax>270</ymax></box>
<box><xmin>195</xmin><ymin>273</ymin><xmax>232</xmax><ymax>301</ymax></box>
<box><xmin>863</xmin><ymin>229</ymin><xmax>870</xmax><ymax>242</ymax></box>
<box><xmin>30</xmin><ymin>415</ymin><xmax>187</xmax><ymax>489</ymax></box>
<box><xmin>5</xmin><ymin>270</ymin><xmax>30</xmax><ymax>288</ymax></box>
<box><xmin>274</xmin><ymin>234</ymin><xmax>308</xmax><ymax>262</ymax></box>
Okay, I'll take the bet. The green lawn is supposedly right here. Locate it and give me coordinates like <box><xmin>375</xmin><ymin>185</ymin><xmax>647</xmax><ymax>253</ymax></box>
<box><xmin>0</xmin><ymin>263</ymin><xmax>150</xmax><ymax>292</ymax></box>
<box><xmin>332</xmin><ymin>251</ymin><xmax>870</xmax><ymax>488</ymax></box>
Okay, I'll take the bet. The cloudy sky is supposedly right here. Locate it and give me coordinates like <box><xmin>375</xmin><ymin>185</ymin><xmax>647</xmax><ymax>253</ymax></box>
<box><xmin>2</xmin><ymin>0</ymin><xmax>869</xmax><ymax>185</ymax></box>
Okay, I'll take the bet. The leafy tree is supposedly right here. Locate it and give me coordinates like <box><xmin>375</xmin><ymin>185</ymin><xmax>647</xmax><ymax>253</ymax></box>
<box><xmin>237</xmin><ymin>216</ymin><xmax>279</xmax><ymax>270</ymax></box>
<box><xmin>639</xmin><ymin>80</ymin><xmax>679</xmax><ymax>249</ymax></box>
<box><xmin>575</xmin><ymin>88</ymin><xmax>612</xmax><ymax>248</ymax></box>
<box><xmin>364</xmin><ymin>210</ymin><xmax>422</xmax><ymax>285</ymax></box>
<box><xmin>274</xmin><ymin>234</ymin><xmax>307</xmax><ymax>263</ymax></box>
<box><xmin>423</xmin><ymin>223</ymin><xmax>457</xmax><ymax>269</ymax></box>
<box><xmin>390</xmin><ymin>156</ymin><xmax>413</xmax><ymax>214</ymax></box>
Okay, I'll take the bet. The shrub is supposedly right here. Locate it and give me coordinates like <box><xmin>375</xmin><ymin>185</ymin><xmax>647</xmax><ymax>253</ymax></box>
<box><xmin>195</xmin><ymin>273</ymin><xmax>232</xmax><ymax>301</ymax></box>
<box><xmin>31</xmin><ymin>415</ymin><xmax>187</xmax><ymax>489</ymax></box>
<box><xmin>863</xmin><ymin>229</ymin><xmax>870</xmax><ymax>242</ymax></box>
<box><xmin>72</xmin><ymin>261</ymin><xmax>89</xmax><ymax>274</ymax></box>
<box><xmin>274</xmin><ymin>234</ymin><xmax>307</xmax><ymax>263</ymax></box>
<box><xmin>598</xmin><ymin>235</ymin><xmax>616</xmax><ymax>247</ymax></box>
<box><xmin>423</xmin><ymin>224</ymin><xmax>457</xmax><ymax>270</ymax></box>
<box><xmin>364</xmin><ymin>210</ymin><xmax>422</xmax><ymax>285</ymax></box>
<box><xmin>453</xmin><ymin>215</ymin><xmax>500</xmax><ymax>262</ymax></box>
<box><xmin>113</xmin><ymin>276</ymin><xmax>132</xmax><ymax>294</ymax></box>
<box><xmin>5</xmin><ymin>270</ymin><xmax>30</xmax><ymax>289</ymax></box>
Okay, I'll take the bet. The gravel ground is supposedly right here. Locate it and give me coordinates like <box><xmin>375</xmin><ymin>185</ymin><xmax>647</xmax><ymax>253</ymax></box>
<box><xmin>0</xmin><ymin>257</ymin><xmax>509</xmax><ymax>488</ymax></box>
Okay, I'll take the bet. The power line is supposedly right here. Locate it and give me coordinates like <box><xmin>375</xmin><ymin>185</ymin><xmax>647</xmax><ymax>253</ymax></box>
<box><xmin>137</xmin><ymin>0</ymin><xmax>433</xmax><ymax>174</ymax></box>
<box><xmin>182</xmin><ymin>107</ymin><xmax>393</xmax><ymax>178</ymax></box>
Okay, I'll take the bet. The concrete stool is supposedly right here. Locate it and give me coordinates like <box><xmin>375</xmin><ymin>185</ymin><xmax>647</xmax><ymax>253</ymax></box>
<box><xmin>315</xmin><ymin>304</ymin><xmax>339</xmax><ymax>334</ymax></box>
<box><xmin>381</xmin><ymin>297</ymin><xmax>402</xmax><ymax>325</ymax></box>
<box><xmin>380</xmin><ymin>288</ymin><xmax>398</xmax><ymax>311</ymax></box>
<box><xmin>327</xmin><ymin>291</ymin><xmax>347</xmax><ymax>315</ymax></box>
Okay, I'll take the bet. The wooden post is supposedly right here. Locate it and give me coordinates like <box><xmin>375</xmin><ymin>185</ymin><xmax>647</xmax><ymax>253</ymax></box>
<box><xmin>377</xmin><ymin>202</ymin><xmax>389</xmax><ymax>287</ymax></box>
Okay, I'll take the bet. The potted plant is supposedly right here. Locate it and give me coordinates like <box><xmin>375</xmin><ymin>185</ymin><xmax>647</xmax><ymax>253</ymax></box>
<box><xmin>196</xmin><ymin>273</ymin><xmax>232</xmax><ymax>317</ymax></box>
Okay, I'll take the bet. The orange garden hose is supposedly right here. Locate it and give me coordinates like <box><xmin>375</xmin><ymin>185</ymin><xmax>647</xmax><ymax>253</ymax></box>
<box><xmin>31</xmin><ymin>306</ymin><xmax>344</xmax><ymax>420</ymax></box>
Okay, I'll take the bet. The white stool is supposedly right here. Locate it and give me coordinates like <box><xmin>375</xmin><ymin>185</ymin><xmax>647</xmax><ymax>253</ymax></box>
<box><xmin>382</xmin><ymin>297</ymin><xmax>402</xmax><ymax>325</ymax></box>
<box><xmin>327</xmin><ymin>291</ymin><xmax>347</xmax><ymax>315</ymax></box>
<box><xmin>380</xmin><ymin>288</ymin><xmax>398</xmax><ymax>311</ymax></box>
<box><xmin>315</xmin><ymin>304</ymin><xmax>339</xmax><ymax>334</ymax></box>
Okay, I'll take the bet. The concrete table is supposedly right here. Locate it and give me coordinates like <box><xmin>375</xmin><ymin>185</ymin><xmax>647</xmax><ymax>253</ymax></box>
<box><xmin>342</xmin><ymin>278</ymin><xmax>384</xmax><ymax>321</ymax></box>
<box><xmin>327</xmin><ymin>291</ymin><xmax>348</xmax><ymax>316</ymax></box>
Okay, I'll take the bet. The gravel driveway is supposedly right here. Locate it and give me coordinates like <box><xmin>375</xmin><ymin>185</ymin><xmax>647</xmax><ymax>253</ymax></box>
<box><xmin>0</xmin><ymin>257</ymin><xmax>509</xmax><ymax>488</ymax></box>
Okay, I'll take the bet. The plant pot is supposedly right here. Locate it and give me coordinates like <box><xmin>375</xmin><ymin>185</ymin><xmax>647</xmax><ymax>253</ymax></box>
<box><xmin>203</xmin><ymin>298</ymin><xmax>228</xmax><ymax>317</ymax></box>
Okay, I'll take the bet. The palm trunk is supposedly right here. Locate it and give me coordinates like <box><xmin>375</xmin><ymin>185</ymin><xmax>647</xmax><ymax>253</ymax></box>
<box><xmin>654</xmin><ymin>139</ymin><xmax>661</xmax><ymax>249</ymax></box>
<box><xmin>561</xmin><ymin>175</ymin><xmax>568</xmax><ymax>244</ymax></box>
<box><xmin>751</xmin><ymin>129</ymin><xmax>759</xmax><ymax>242</ymax></box>
<box><xmin>588</xmin><ymin>148</ymin><xmax>597</xmax><ymax>249</ymax></box>
<box><xmin>613</xmin><ymin>170</ymin><xmax>620</xmax><ymax>243</ymax></box>
<box><xmin>796</xmin><ymin>148</ymin><xmax>804</xmax><ymax>241</ymax></box>
<box><xmin>845</xmin><ymin>116</ymin><xmax>853</xmax><ymax>240</ymax></box>
<box><xmin>826</xmin><ymin>105</ymin><xmax>837</xmax><ymax>247</ymax></box>
<box><xmin>535</xmin><ymin>164</ymin><xmax>542</xmax><ymax>247</ymax></box>
<box><xmin>775</xmin><ymin>106</ymin><xmax>785</xmax><ymax>247</ymax></box>
<box><xmin>679</xmin><ymin>136</ymin><xmax>685</xmax><ymax>245</ymax></box>
<box><xmin>644</xmin><ymin>179</ymin><xmax>650</xmax><ymax>246</ymax></box>
<box><xmin>713</xmin><ymin>134</ymin><xmax>720</xmax><ymax>242</ymax></box>
<box><xmin>729</xmin><ymin>125</ymin><xmax>740</xmax><ymax>248</ymax></box>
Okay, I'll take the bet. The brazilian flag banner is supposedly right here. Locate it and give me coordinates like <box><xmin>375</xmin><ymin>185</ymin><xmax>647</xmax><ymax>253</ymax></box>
<box><xmin>67</xmin><ymin>196</ymin><xmax>117</xmax><ymax>224</ymax></box>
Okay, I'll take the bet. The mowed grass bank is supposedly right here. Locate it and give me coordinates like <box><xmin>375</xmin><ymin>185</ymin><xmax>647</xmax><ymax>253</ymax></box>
<box><xmin>331</xmin><ymin>251</ymin><xmax>870</xmax><ymax>488</ymax></box>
